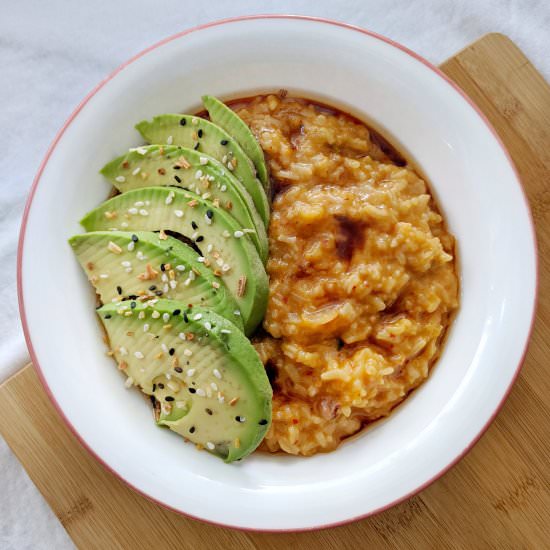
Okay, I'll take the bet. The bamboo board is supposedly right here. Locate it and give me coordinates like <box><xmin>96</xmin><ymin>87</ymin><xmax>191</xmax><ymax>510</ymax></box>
<box><xmin>1</xmin><ymin>33</ymin><xmax>549</xmax><ymax>549</ymax></box>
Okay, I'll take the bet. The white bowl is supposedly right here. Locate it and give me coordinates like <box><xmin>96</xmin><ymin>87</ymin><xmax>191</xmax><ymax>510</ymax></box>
<box><xmin>18</xmin><ymin>16</ymin><xmax>537</xmax><ymax>531</ymax></box>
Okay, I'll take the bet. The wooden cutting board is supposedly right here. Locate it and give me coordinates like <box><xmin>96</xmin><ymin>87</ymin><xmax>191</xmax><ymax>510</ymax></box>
<box><xmin>1</xmin><ymin>33</ymin><xmax>549</xmax><ymax>549</ymax></box>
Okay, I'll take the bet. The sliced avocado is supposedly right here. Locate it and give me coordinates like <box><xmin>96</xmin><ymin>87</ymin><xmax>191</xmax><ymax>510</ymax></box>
<box><xmin>99</xmin><ymin>144</ymin><xmax>268</xmax><ymax>259</ymax></box>
<box><xmin>135</xmin><ymin>114</ymin><xmax>270</xmax><ymax>225</ymax></box>
<box><xmin>69</xmin><ymin>231</ymin><xmax>243</xmax><ymax>330</ymax></box>
<box><xmin>80</xmin><ymin>187</ymin><xmax>268</xmax><ymax>335</ymax></box>
<box><xmin>202</xmin><ymin>95</ymin><xmax>269</xmax><ymax>190</ymax></box>
<box><xmin>98</xmin><ymin>300</ymin><xmax>272</xmax><ymax>462</ymax></box>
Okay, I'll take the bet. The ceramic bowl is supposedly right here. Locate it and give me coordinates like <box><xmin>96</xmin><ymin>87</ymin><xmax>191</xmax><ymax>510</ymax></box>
<box><xmin>18</xmin><ymin>16</ymin><xmax>537</xmax><ymax>531</ymax></box>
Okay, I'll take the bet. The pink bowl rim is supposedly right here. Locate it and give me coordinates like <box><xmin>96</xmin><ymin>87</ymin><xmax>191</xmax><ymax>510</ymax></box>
<box><xmin>16</xmin><ymin>14</ymin><xmax>538</xmax><ymax>533</ymax></box>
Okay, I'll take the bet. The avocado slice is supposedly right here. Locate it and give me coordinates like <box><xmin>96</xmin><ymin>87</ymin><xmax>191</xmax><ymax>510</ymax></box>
<box><xmin>99</xmin><ymin>144</ymin><xmax>268</xmax><ymax>259</ymax></box>
<box><xmin>202</xmin><ymin>95</ymin><xmax>269</xmax><ymax>190</ymax></box>
<box><xmin>80</xmin><ymin>187</ymin><xmax>268</xmax><ymax>335</ymax></box>
<box><xmin>135</xmin><ymin>114</ymin><xmax>270</xmax><ymax>225</ymax></box>
<box><xmin>69</xmin><ymin>231</ymin><xmax>243</xmax><ymax>330</ymax></box>
<box><xmin>98</xmin><ymin>300</ymin><xmax>272</xmax><ymax>462</ymax></box>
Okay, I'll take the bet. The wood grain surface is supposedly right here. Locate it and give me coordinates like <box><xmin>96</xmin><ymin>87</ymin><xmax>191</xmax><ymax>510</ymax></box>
<box><xmin>1</xmin><ymin>33</ymin><xmax>549</xmax><ymax>549</ymax></box>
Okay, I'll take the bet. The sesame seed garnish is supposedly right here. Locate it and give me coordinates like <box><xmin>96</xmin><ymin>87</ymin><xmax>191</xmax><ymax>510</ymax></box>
<box><xmin>222</xmin><ymin>264</ymin><xmax>231</xmax><ymax>272</ymax></box>
<box><xmin>195</xmin><ymin>170</ymin><xmax>203</xmax><ymax>179</ymax></box>
<box><xmin>186</xmin><ymin>368</ymin><xmax>196</xmax><ymax>376</ymax></box>
<box><xmin>169</xmin><ymin>280</ymin><xmax>177</xmax><ymax>289</ymax></box>
<box><xmin>136</xmin><ymin>146</ymin><xmax>148</xmax><ymax>155</ymax></box>
<box><xmin>220</xmin><ymin>185</ymin><xmax>227</xmax><ymax>192</ymax></box>
<box><xmin>222</xmin><ymin>230</ymin><xmax>230</xmax><ymax>238</ymax></box>
<box><xmin>143</xmin><ymin>323</ymin><xmax>150</xmax><ymax>332</ymax></box>
<box><xmin>178</xmin><ymin>333</ymin><xmax>186</xmax><ymax>340</ymax></box>
<box><xmin>168</xmin><ymin>348</ymin><xmax>175</xmax><ymax>356</ymax></box>
<box><xmin>220</xmin><ymin>329</ymin><xmax>231</xmax><ymax>334</ymax></box>
<box><xmin>237</xmin><ymin>275</ymin><xmax>247</xmax><ymax>297</ymax></box>
<box><xmin>193</xmin><ymin>313</ymin><xmax>202</xmax><ymax>320</ymax></box>
<box><xmin>204</xmin><ymin>322</ymin><xmax>212</xmax><ymax>330</ymax></box>
<box><xmin>165</xmin><ymin>396</ymin><xmax>174</xmax><ymax>402</ymax></box>
<box><xmin>184</xmin><ymin>349</ymin><xmax>193</xmax><ymax>357</ymax></box>
<box><xmin>212</xmin><ymin>281</ymin><xmax>220</xmax><ymax>289</ymax></box>
<box><xmin>180</xmin><ymin>118</ymin><xmax>186</xmax><ymax>126</ymax></box>
<box><xmin>213</xmin><ymin>369</ymin><xmax>222</xmax><ymax>379</ymax></box>
<box><xmin>162</xmin><ymin>313</ymin><xmax>170</xmax><ymax>323</ymax></box>
<box><xmin>136</xmin><ymin>251</ymin><xmax>145</xmax><ymax>260</ymax></box>
<box><xmin>229</xmin><ymin>397</ymin><xmax>239</xmax><ymax>406</ymax></box>
<box><xmin>115</xmin><ymin>175</ymin><xmax>126</xmax><ymax>183</ymax></box>
<box><xmin>119</xmin><ymin>346</ymin><xmax>128</xmax><ymax>356</ymax></box>
<box><xmin>187</xmin><ymin>199</ymin><xmax>198</xmax><ymax>207</ymax></box>
<box><xmin>199</xmin><ymin>156</ymin><xmax>208</xmax><ymax>165</ymax></box>
<box><xmin>183</xmin><ymin>312</ymin><xmax>189</xmax><ymax>322</ymax></box>
<box><xmin>152</xmin><ymin>311</ymin><xmax>160</xmax><ymax>319</ymax></box>
<box><xmin>134</xmin><ymin>351</ymin><xmax>144</xmax><ymax>359</ymax></box>
<box><xmin>206</xmin><ymin>442</ymin><xmax>215</xmax><ymax>450</ymax></box>
<box><xmin>159</xmin><ymin>229</ymin><xmax>168</xmax><ymax>240</ymax></box>
<box><xmin>234</xmin><ymin>310</ymin><xmax>241</xmax><ymax>316</ymax></box>
<box><xmin>196</xmin><ymin>236</ymin><xmax>204</xmax><ymax>243</ymax></box>
<box><xmin>234</xmin><ymin>230</ymin><xmax>244</xmax><ymax>238</ymax></box>
<box><xmin>174</xmin><ymin>210</ymin><xmax>183</xmax><ymax>218</ymax></box>
<box><xmin>210</xmin><ymin>382</ymin><xmax>218</xmax><ymax>391</ymax></box>
<box><xmin>175</xmin><ymin>265</ymin><xmax>186</xmax><ymax>272</ymax></box>
<box><xmin>166</xmin><ymin>135</ymin><xmax>173</xmax><ymax>145</ymax></box>
<box><xmin>197</xmin><ymin>256</ymin><xmax>205</xmax><ymax>263</ymax></box>
<box><xmin>99</xmin><ymin>273</ymin><xmax>109</xmax><ymax>279</ymax></box>
<box><xmin>121</xmin><ymin>260</ymin><xmax>131</xmax><ymax>268</ymax></box>
<box><xmin>108</xmin><ymin>241</ymin><xmax>122</xmax><ymax>254</ymax></box>
<box><xmin>165</xmin><ymin>191</ymin><xmax>175</xmax><ymax>205</ymax></box>
<box><xmin>192</xmin><ymin>118</ymin><xmax>199</xmax><ymax>125</ymax></box>
<box><xmin>132</xmin><ymin>166</ymin><xmax>141</xmax><ymax>176</ymax></box>
<box><xmin>124</xmin><ymin>377</ymin><xmax>134</xmax><ymax>389</ymax></box>
<box><xmin>259</xmin><ymin>419</ymin><xmax>268</xmax><ymax>425</ymax></box>
<box><xmin>196</xmin><ymin>389</ymin><xmax>206</xmax><ymax>397</ymax></box>
<box><xmin>235</xmin><ymin>415</ymin><xmax>245</xmax><ymax>422</ymax></box>
<box><xmin>193</xmin><ymin>142</ymin><xmax>200</xmax><ymax>150</ymax></box>
<box><xmin>127</xmin><ymin>241</ymin><xmax>135</xmax><ymax>251</ymax></box>
<box><xmin>138</xmin><ymin>311</ymin><xmax>145</xmax><ymax>319</ymax></box>
<box><xmin>139</xmin><ymin>209</ymin><xmax>149</xmax><ymax>216</ymax></box>
<box><xmin>128</xmin><ymin>207</ymin><xmax>138</xmax><ymax>215</ymax></box>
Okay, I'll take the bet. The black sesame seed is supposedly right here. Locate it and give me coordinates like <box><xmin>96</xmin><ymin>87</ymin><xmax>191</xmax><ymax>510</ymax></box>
<box><xmin>206</xmin><ymin>209</ymin><xmax>214</xmax><ymax>219</ymax></box>
<box><xmin>152</xmin><ymin>383</ymin><xmax>156</xmax><ymax>392</ymax></box>
<box><xmin>131</xmin><ymin>234</ymin><xmax>139</xmax><ymax>243</ymax></box>
<box><xmin>205</xmin><ymin>408</ymin><xmax>213</xmax><ymax>416</ymax></box>
<box><xmin>198</xmin><ymin>129</ymin><xmax>203</xmax><ymax>138</ymax></box>
<box><xmin>235</xmin><ymin>416</ymin><xmax>244</xmax><ymax>422</ymax></box>
<box><xmin>180</xmin><ymin>118</ymin><xmax>186</xmax><ymax>126</ymax></box>
<box><xmin>158</xmin><ymin>383</ymin><xmax>165</xmax><ymax>389</ymax></box>
<box><xmin>174</xmin><ymin>366</ymin><xmax>183</xmax><ymax>373</ymax></box>
<box><xmin>193</xmin><ymin>142</ymin><xmax>200</xmax><ymax>151</ymax></box>
<box><xmin>191</xmin><ymin>221</ymin><xmax>198</xmax><ymax>230</ymax></box>
<box><xmin>128</xmin><ymin>294</ymin><xmax>138</xmax><ymax>300</ymax></box>
<box><xmin>189</xmin><ymin>426</ymin><xmax>196</xmax><ymax>433</ymax></box>
<box><xmin>116</xmin><ymin>286</ymin><xmax>122</xmax><ymax>295</ymax></box>
<box><xmin>183</xmin><ymin>312</ymin><xmax>189</xmax><ymax>323</ymax></box>
<box><xmin>155</xmin><ymin>290</ymin><xmax>163</xmax><ymax>296</ymax></box>
<box><xmin>188</xmin><ymin>388</ymin><xmax>196</xmax><ymax>394</ymax></box>
<box><xmin>165</xmin><ymin>396</ymin><xmax>174</xmax><ymax>402</ymax></box>
<box><xmin>173</xmin><ymin>165</ymin><xmax>181</xmax><ymax>170</ymax></box>
<box><xmin>172</xmin><ymin>309</ymin><xmax>181</xmax><ymax>316</ymax></box>
<box><xmin>259</xmin><ymin>419</ymin><xmax>268</xmax><ymax>425</ymax></box>
<box><xmin>220</xmin><ymin>139</ymin><xmax>228</xmax><ymax>145</ymax></box>
<box><xmin>149</xmin><ymin>285</ymin><xmax>157</xmax><ymax>291</ymax></box>
<box><xmin>196</xmin><ymin>235</ymin><xmax>204</xmax><ymax>243</ymax></box>
<box><xmin>130</xmin><ymin>301</ymin><xmax>137</xmax><ymax>309</ymax></box>
<box><xmin>174</xmin><ymin>175</ymin><xmax>182</xmax><ymax>183</ymax></box>
<box><xmin>160</xmin><ymin>263</ymin><xmax>166</xmax><ymax>272</ymax></box>
<box><xmin>104</xmin><ymin>314</ymin><xmax>112</xmax><ymax>319</ymax></box>
<box><xmin>169</xmin><ymin>348</ymin><xmax>175</xmax><ymax>356</ymax></box>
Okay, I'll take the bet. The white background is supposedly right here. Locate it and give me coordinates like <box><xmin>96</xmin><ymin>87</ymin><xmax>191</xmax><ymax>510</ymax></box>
<box><xmin>1</xmin><ymin>1</ymin><xmax>548</xmax><ymax>547</ymax></box>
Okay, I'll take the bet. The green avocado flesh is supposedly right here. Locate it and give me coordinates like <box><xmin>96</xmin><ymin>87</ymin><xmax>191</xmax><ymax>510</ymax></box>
<box><xmin>80</xmin><ymin>187</ymin><xmax>268</xmax><ymax>335</ymax></box>
<box><xmin>98</xmin><ymin>300</ymin><xmax>272</xmax><ymax>462</ymax></box>
<box><xmin>69</xmin><ymin>231</ymin><xmax>243</xmax><ymax>330</ymax></box>
<box><xmin>202</xmin><ymin>95</ymin><xmax>269</xmax><ymax>190</ymax></box>
<box><xmin>135</xmin><ymin>114</ymin><xmax>270</xmax><ymax>226</ymax></box>
<box><xmin>99</xmin><ymin>144</ymin><xmax>268</xmax><ymax>260</ymax></box>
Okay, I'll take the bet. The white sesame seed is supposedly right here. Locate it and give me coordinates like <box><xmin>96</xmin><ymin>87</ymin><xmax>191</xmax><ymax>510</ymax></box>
<box><xmin>191</xmin><ymin>117</ymin><xmax>198</xmax><ymax>125</ymax></box>
<box><xmin>222</xmin><ymin>264</ymin><xmax>231</xmax><ymax>272</ymax></box>
<box><xmin>138</xmin><ymin>311</ymin><xmax>145</xmax><ymax>319</ymax></box>
<box><xmin>206</xmin><ymin>387</ymin><xmax>212</xmax><ymax>398</ymax></box>
<box><xmin>227</xmin><ymin>162</ymin><xmax>234</xmax><ymax>171</ymax></box>
<box><xmin>213</xmin><ymin>369</ymin><xmax>222</xmax><ymax>379</ymax></box>
<box><xmin>108</xmin><ymin>241</ymin><xmax>123</xmax><ymax>254</ymax></box>
<box><xmin>220</xmin><ymin>185</ymin><xmax>227</xmax><ymax>192</ymax></box>
<box><xmin>243</xmin><ymin>228</ymin><xmax>255</xmax><ymax>234</ymax></box>
<box><xmin>178</xmin><ymin>332</ymin><xmax>186</xmax><ymax>340</ymax></box>
<box><xmin>186</xmin><ymin>368</ymin><xmax>196</xmax><ymax>376</ymax></box>
<box><xmin>216</xmin><ymin>258</ymin><xmax>224</xmax><ymax>267</ymax></box>
<box><xmin>132</xmin><ymin>166</ymin><xmax>141</xmax><ymax>176</ymax></box>
<box><xmin>202</xmin><ymin>192</ymin><xmax>211</xmax><ymax>200</ymax></box>
<box><xmin>234</xmin><ymin>230</ymin><xmax>244</xmax><ymax>238</ymax></box>
<box><xmin>204</xmin><ymin>322</ymin><xmax>212</xmax><ymax>330</ymax></box>
<box><xmin>218</xmin><ymin>394</ymin><xmax>225</xmax><ymax>404</ymax></box>
<box><xmin>161</xmin><ymin>343</ymin><xmax>168</xmax><ymax>352</ymax></box>
<box><xmin>128</xmin><ymin>207</ymin><xmax>138</xmax><ymax>215</ymax></box>
<box><xmin>115</xmin><ymin>175</ymin><xmax>126</xmax><ymax>183</ymax></box>
<box><xmin>134</xmin><ymin>201</ymin><xmax>144</xmax><ymax>207</ymax></box>
<box><xmin>136</xmin><ymin>146</ymin><xmax>148</xmax><ymax>155</ymax></box>
<box><xmin>121</xmin><ymin>222</ymin><xmax>128</xmax><ymax>228</ymax></box>
<box><xmin>199</xmin><ymin>156</ymin><xmax>208</xmax><ymax>165</ymax></box>
<box><xmin>125</xmin><ymin>267</ymin><xmax>133</xmax><ymax>273</ymax></box>
<box><xmin>127</xmin><ymin>241</ymin><xmax>135</xmax><ymax>251</ymax></box>
<box><xmin>222</xmin><ymin>230</ymin><xmax>230</xmax><ymax>238</ymax></box>
<box><xmin>195</xmin><ymin>170</ymin><xmax>203</xmax><ymax>179</ymax></box>
<box><xmin>152</xmin><ymin>311</ymin><xmax>160</xmax><ymax>319</ymax></box>
<box><xmin>145</xmin><ymin>201</ymin><xmax>150</xmax><ymax>206</ymax></box>
<box><xmin>193</xmin><ymin>313</ymin><xmax>202</xmax><ymax>320</ymax></box>
<box><xmin>175</xmin><ymin>265</ymin><xmax>186</xmax><ymax>271</ymax></box>
<box><xmin>206</xmin><ymin>244</ymin><xmax>213</xmax><ymax>253</ymax></box>
<box><xmin>169</xmin><ymin>280</ymin><xmax>177</xmax><ymax>289</ymax></box>
<box><xmin>162</xmin><ymin>312</ymin><xmax>170</xmax><ymax>323</ymax></box>
<box><xmin>134</xmin><ymin>351</ymin><xmax>144</xmax><ymax>359</ymax></box>
<box><xmin>161</xmin><ymin>273</ymin><xmax>168</xmax><ymax>283</ymax></box>
<box><xmin>196</xmin><ymin>388</ymin><xmax>206</xmax><ymax>397</ymax></box>
<box><xmin>99</xmin><ymin>273</ymin><xmax>109</xmax><ymax>279</ymax></box>
<box><xmin>121</xmin><ymin>260</ymin><xmax>131</xmax><ymax>267</ymax></box>
<box><xmin>174</xmin><ymin>210</ymin><xmax>183</xmax><ymax>218</ymax></box>
<box><xmin>222</xmin><ymin>155</ymin><xmax>227</xmax><ymax>163</ymax></box>
<box><xmin>143</xmin><ymin>323</ymin><xmax>150</xmax><ymax>332</ymax></box>
<box><xmin>184</xmin><ymin>278</ymin><xmax>192</xmax><ymax>286</ymax></box>
<box><xmin>184</xmin><ymin>349</ymin><xmax>193</xmax><ymax>357</ymax></box>
<box><xmin>191</xmin><ymin>231</ymin><xmax>199</xmax><ymax>240</ymax></box>
<box><xmin>166</xmin><ymin>135</ymin><xmax>173</xmax><ymax>145</ymax></box>
<box><xmin>204</xmin><ymin>214</ymin><xmax>212</xmax><ymax>226</ymax></box>
<box><xmin>136</xmin><ymin>251</ymin><xmax>145</xmax><ymax>260</ymax></box>
<box><xmin>139</xmin><ymin>209</ymin><xmax>149</xmax><ymax>216</ymax></box>
<box><xmin>234</xmin><ymin>310</ymin><xmax>241</xmax><ymax>316</ymax></box>
<box><xmin>163</xmin><ymin>283</ymin><xmax>169</xmax><ymax>293</ymax></box>
<box><xmin>208</xmin><ymin>175</ymin><xmax>215</xmax><ymax>182</ymax></box>
<box><xmin>188</xmin><ymin>271</ymin><xmax>196</xmax><ymax>281</ymax></box>
<box><xmin>210</xmin><ymin>382</ymin><xmax>218</xmax><ymax>391</ymax></box>
<box><xmin>124</xmin><ymin>377</ymin><xmax>134</xmax><ymax>388</ymax></box>
<box><xmin>206</xmin><ymin>442</ymin><xmax>215</xmax><ymax>450</ymax></box>
<box><xmin>165</xmin><ymin>192</ymin><xmax>175</xmax><ymax>205</ymax></box>
<box><xmin>197</xmin><ymin>256</ymin><xmax>205</xmax><ymax>263</ymax></box>
<box><xmin>119</xmin><ymin>346</ymin><xmax>128</xmax><ymax>356</ymax></box>
<box><xmin>165</xmin><ymin>373</ymin><xmax>172</xmax><ymax>380</ymax></box>
<box><xmin>220</xmin><ymin>329</ymin><xmax>231</xmax><ymax>334</ymax></box>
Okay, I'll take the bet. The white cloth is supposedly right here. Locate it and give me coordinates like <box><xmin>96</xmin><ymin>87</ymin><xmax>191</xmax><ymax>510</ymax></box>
<box><xmin>1</xmin><ymin>1</ymin><xmax>548</xmax><ymax>547</ymax></box>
